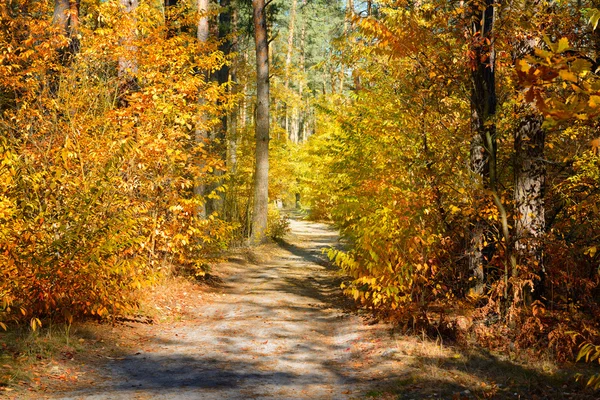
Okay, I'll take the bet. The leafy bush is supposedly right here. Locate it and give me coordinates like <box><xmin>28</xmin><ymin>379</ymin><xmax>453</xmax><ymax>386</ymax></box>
<box><xmin>0</xmin><ymin>2</ymin><xmax>234</xmax><ymax>329</ymax></box>
<box><xmin>267</xmin><ymin>206</ymin><xmax>290</xmax><ymax>240</ymax></box>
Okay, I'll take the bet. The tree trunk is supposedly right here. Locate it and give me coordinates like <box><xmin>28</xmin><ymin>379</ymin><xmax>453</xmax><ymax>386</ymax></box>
<box><xmin>514</xmin><ymin>113</ymin><xmax>546</xmax><ymax>302</ymax></box>
<box><xmin>284</xmin><ymin>0</ymin><xmax>297</xmax><ymax>142</ymax></box>
<box><xmin>53</xmin><ymin>0</ymin><xmax>80</xmax><ymax>63</ymax></box>
<box><xmin>511</xmin><ymin>30</ymin><xmax>547</xmax><ymax>304</ymax></box>
<box><xmin>469</xmin><ymin>0</ymin><xmax>497</xmax><ymax>293</ymax></box>
<box><xmin>118</xmin><ymin>0</ymin><xmax>139</xmax><ymax>95</ymax></box>
<box><xmin>284</xmin><ymin>0</ymin><xmax>297</xmax><ymax>92</ymax></box>
<box><xmin>205</xmin><ymin>0</ymin><xmax>232</xmax><ymax>216</ymax></box>
<box><xmin>339</xmin><ymin>0</ymin><xmax>354</xmax><ymax>95</ymax></box>
<box><xmin>194</xmin><ymin>0</ymin><xmax>210</xmax><ymax>219</ymax></box>
<box><xmin>227</xmin><ymin>7</ymin><xmax>240</xmax><ymax>177</ymax></box>
<box><xmin>292</xmin><ymin>0</ymin><xmax>307</xmax><ymax>143</ymax></box>
<box><xmin>250</xmin><ymin>0</ymin><xmax>270</xmax><ymax>244</ymax></box>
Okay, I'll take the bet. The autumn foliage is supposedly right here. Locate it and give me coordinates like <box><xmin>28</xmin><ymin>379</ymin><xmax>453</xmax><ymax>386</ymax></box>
<box><xmin>0</xmin><ymin>1</ymin><xmax>234</xmax><ymax>329</ymax></box>
<box><xmin>2</xmin><ymin>0</ymin><xmax>600</xmax><ymax>386</ymax></box>
<box><xmin>300</xmin><ymin>0</ymin><xmax>600</xmax><ymax>369</ymax></box>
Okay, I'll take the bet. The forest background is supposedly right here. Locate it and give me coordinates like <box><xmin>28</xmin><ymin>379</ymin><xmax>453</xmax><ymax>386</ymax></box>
<box><xmin>1</xmin><ymin>0</ymin><xmax>600</xmax><ymax>390</ymax></box>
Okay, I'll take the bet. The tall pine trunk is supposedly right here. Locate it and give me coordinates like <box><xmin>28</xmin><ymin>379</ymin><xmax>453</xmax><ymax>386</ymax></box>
<box><xmin>250</xmin><ymin>0</ymin><xmax>270</xmax><ymax>244</ymax></box>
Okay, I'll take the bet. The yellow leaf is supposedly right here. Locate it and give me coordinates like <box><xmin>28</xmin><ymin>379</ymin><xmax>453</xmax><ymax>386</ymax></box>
<box><xmin>586</xmin><ymin>246</ymin><xmax>597</xmax><ymax>257</ymax></box>
<box><xmin>559</xmin><ymin>69</ymin><xmax>578</xmax><ymax>83</ymax></box>
<box><xmin>517</xmin><ymin>59</ymin><xmax>530</xmax><ymax>73</ymax></box>
<box><xmin>556</xmin><ymin>37</ymin><xmax>570</xmax><ymax>53</ymax></box>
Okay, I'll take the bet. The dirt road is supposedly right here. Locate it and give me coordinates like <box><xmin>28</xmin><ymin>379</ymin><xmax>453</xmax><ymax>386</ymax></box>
<box><xmin>52</xmin><ymin>218</ymin><xmax>406</xmax><ymax>399</ymax></box>
<box><xmin>47</xmin><ymin>217</ymin><xmax>595</xmax><ymax>400</ymax></box>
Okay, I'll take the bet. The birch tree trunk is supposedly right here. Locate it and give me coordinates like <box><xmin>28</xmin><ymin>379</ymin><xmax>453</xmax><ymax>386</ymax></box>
<box><xmin>118</xmin><ymin>0</ymin><xmax>139</xmax><ymax>75</ymax></box>
<box><xmin>514</xmin><ymin>110</ymin><xmax>546</xmax><ymax>303</ymax></box>
<box><xmin>250</xmin><ymin>0</ymin><xmax>270</xmax><ymax>244</ymax></box>
<box><xmin>510</xmin><ymin>29</ymin><xmax>547</xmax><ymax>303</ymax></box>
<box><xmin>117</xmin><ymin>0</ymin><xmax>139</xmax><ymax>97</ymax></box>
<box><xmin>194</xmin><ymin>0</ymin><xmax>210</xmax><ymax>219</ymax></box>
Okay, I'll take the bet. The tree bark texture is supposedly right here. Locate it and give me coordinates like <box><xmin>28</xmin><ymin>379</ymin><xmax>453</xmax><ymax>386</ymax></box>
<box><xmin>225</xmin><ymin>6</ymin><xmax>240</xmax><ymax>220</ymax></box>
<box><xmin>284</xmin><ymin>0</ymin><xmax>297</xmax><ymax>92</ymax></box>
<box><xmin>251</xmin><ymin>0</ymin><xmax>270</xmax><ymax>244</ymax></box>
<box><xmin>514</xmin><ymin>113</ymin><xmax>545</xmax><ymax>300</ymax></box>
<box><xmin>469</xmin><ymin>0</ymin><xmax>497</xmax><ymax>293</ymax></box>
<box><xmin>511</xmin><ymin>30</ymin><xmax>547</xmax><ymax>302</ymax></box>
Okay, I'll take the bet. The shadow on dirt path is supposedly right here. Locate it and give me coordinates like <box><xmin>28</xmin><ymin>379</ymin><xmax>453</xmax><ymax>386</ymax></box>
<box><xmin>50</xmin><ymin>215</ymin><xmax>398</xmax><ymax>399</ymax></box>
<box><xmin>47</xmin><ymin>215</ymin><xmax>597</xmax><ymax>400</ymax></box>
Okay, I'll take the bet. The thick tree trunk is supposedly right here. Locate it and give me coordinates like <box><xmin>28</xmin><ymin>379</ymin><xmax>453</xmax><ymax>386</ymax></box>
<box><xmin>194</xmin><ymin>0</ymin><xmax>210</xmax><ymax>219</ymax></box>
<box><xmin>511</xmin><ymin>30</ymin><xmax>547</xmax><ymax>304</ymax></box>
<box><xmin>514</xmin><ymin>113</ymin><xmax>545</xmax><ymax>302</ymax></box>
<box><xmin>250</xmin><ymin>0</ymin><xmax>270</xmax><ymax>244</ymax></box>
<box><xmin>469</xmin><ymin>0</ymin><xmax>497</xmax><ymax>293</ymax></box>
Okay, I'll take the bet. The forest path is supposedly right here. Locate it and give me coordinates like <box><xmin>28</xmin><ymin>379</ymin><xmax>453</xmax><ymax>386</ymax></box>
<box><xmin>41</xmin><ymin>215</ymin><xmax>594</xmax><ymax>400</ymax></box>
<box><xmin>52</xmin><ymin>214</ymin><xmax>407</xmax><ymax>400</ymax></box>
